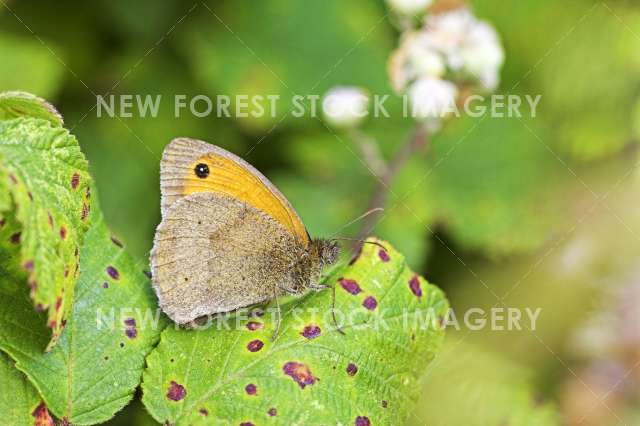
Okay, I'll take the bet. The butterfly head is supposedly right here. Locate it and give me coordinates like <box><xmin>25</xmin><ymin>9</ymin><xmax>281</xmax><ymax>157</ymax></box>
<box><xmin>313</xmin><ymin>238</ymin><xmax>340</xmax><ymax>267</ymax></box>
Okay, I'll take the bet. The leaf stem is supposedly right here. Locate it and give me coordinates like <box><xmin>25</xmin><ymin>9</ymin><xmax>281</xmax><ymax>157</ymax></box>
<box><xmin>348</xmin><ymin>128</ymin><xmax>389</xmax><ymax>177</ymax></box>
<box><xmin>357</xmin><ymin>123</ymin><xmax>431</xmax><ymax>241</ymax></box>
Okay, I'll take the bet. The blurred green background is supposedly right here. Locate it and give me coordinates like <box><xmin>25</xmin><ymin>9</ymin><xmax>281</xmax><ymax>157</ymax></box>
<box><xmin>2</xmin><ymin>0</ymin><xmax>639</xmax><ymax>424</ymax></box>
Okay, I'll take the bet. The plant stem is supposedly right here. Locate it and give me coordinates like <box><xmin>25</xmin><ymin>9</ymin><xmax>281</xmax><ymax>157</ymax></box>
<box><xmin>349</xmin><ymin>128</ymin><xmax>389</xmax><ymax>178</ymax></box>
<box><xmin>357</xmin><ymin>124</ymin><xmax>430</xmax><ymax>241</ymax></box>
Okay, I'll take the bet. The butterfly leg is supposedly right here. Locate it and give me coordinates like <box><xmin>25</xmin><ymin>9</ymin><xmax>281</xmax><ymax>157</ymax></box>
<box><xmin>330</xmin><ymin>284</ymin><xmax>346</xmax><ymax>335</ymax></box>
<box><xmin>310</xmin><ymin>283</ymin><xmax>346</xmax><ymax>335</ymax></box>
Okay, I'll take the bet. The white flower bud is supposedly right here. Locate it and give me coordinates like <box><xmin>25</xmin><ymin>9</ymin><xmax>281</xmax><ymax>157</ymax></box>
<box><xmin>458</xmin><ymin>22</ymin><xmax>504</xmax><ymax>90</ymax></box>
<box><xmin>388</xmin><ymin>31</ymin><xmax>445</xmax><ymax>93</ymax></box>
<box><xmin>424</xmin><ymin>7</ymin><xmax>475</xmax><ymax>56</ymax></box>
<box><xmin>407</xmin><ymin>34</ymin><xmax>446</xmax><ymax>78</ymax></box>
<box><xmin>322</xmin><ymin>87</ymin><xmax>370</xmax><ymax>128</ymax></box>
<box><xmin>408</xmin><ymin>77</ymin><xmax>458</xmax><ymax>120</ymax></box>
<box><xmin>388</xmin><ymin>7</ymin><xmax>504</xmax><ymax>93</ymax></box>
<box><xmin>386</xmin><ymin>0</ymin><xmax>433</xmax><ymax>16</ymax></box>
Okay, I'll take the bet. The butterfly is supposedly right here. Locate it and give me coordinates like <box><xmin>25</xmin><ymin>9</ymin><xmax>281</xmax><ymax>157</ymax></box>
<box><xmin>150</xmin><ymin>138</ymin><xmax>340</xmax><ymax>328</ymax></box>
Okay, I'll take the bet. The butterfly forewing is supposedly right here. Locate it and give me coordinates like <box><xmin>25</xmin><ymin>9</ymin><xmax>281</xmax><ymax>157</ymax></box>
<box><xmin>159</xmin><ymin>138</ymin><xmax>309</xmax><ymax>247</ymax></box>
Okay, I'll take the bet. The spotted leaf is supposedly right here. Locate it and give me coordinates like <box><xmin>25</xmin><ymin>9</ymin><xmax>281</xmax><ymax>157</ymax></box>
<box><xmin>0</xmin><ymin>211</ymin><xmax>166</xmax><ymax>424</ymax></box>
<box><xmin>0</xmin><ymin>351</ymin><xmax>54</xmax><ymax>426</ymax></box>
<box><xmin>0</xmin><ymin>91</ymin><xmax>63</xmax><ymax>127</ymax></box>
<box><xmin>0</xmin><ymin>92</ymin><xmax>91</xmax><ymax>348</ymax></box>
<box><xmin>141</xmin><ymin>239</ymin><xmax>448</xmax><ymax>425</ymax></box>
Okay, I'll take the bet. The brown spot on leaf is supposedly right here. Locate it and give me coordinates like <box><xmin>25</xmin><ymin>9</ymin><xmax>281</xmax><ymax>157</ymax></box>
<box><xmin>355</xmin><ymin>416</ymin><xmax>371</xmax><ymax>426</ymax></box>
<box><xmin>10</xmin><ymin>232</ymin><xmax>21</xmax><ymax>244</ymax></box>
<box><xmin>199</xmin><ymin>408</ymin><xmax>209</xmax><ymax>416</ymax></box>
<box><xmin>240</xmin><ymin>423</ymin><xmax>255</xmax><ymax>426</ymax></box>
<box><xmin>346</xmin><ymin>363</ymin><xmax>358</xmax><ymax>376</ymax></box>
<box><xmin>282</xmin><ymin>361</ymin><xmax>317</xmax><ymax>389</ymax></box>
<box><xmin>0</xmin><ymin>218</ymin><xmax>5</xmax><ymax>228</ymax></box>
<box><xmin>143</xmin><ymin>270</ymin><xmax>152</xmax><ymax>279</ymax></box>
<box><xmin>268</xmin><ymin>408</ymin><xmax>277</xmax><ymax>417</ymax></box>
<box><xmin>23</xmin><ymin>260</ymin><xmax>34</xmax><ymax>272</ymax></box>
<box><xmin>339</xmin><ymin>278</ymin><xmax>362</xmax><ymax>295</ymax></box>
<box><xmin>55</xmin><ymin>297</ymin><xmax>62</xmax><ymax>311</ymax></box>
<box><xmin>124</xmin><ymin>318</ymin><xmax>137</xmax><ymax>339</ymax></box>
<box><xmin>167</xmin><ymin>381</ymin><xmax>186</xmax><ymax>401</ymax></box>
<box><xmin>9</xmin><ymin>173</ymin><xmax>17</xmax><ymax>184</ymax></box>
<box><xmin>111</xmin><ymin>236</ymin><xmax>123</xmax><ymax>248</ymax></box>
<box><xmin>102</xmin><ymin>282</ymin><xmax>109</xmax><ymax>289</ymax></box>
<box><xmin>47</xmin><ymin>213</ymin><xmax>53</xmax><ymax>228</ymax></box>
<box><xmin>245</xmin><ymin>383</ymin><xmax>257</xmax><ymax>395</ymax></box>
<box><xmin>382</xmin><ymin>400</ymin><xmax>388</xmax><ymax>408</ymax></box>
<box><xmin>409</xmin><ymin>275</ymin><xmax>422</xmax><ymax>298</ymax></box>
<box><xmin>363</xmin><ymin>296</ymin><xmax>378</xmax><ymax>311</ymax></box>
<box><xmin>81</xmin><ymin>203</ymin><xmax>90</xmax><ymax>221</ymax></box>
<box><xmin>71</xmin><ymin>173</ymin><xmax>80</xmax><ymax>189</ymax></box>
<box><xmin>247</xmin><ymin>339</ymin><xmax>264</xmax><ymax>352</ymax></box>
<box><xmin>32</xmin><ymin>402</ymin><xmax>55</xmax><ymax>426</ymax></box>
<box><xmin>246</xmin><ymin>321</ymin><xmax>263</xmax><ymax>331</ymax></box>
<box><xmin>27</xmin><ymin>191</ymin><xmax>33</xmax><ymax>201</ymax></box>
<box><xmin>378</xmin><ymin>249</ymin><xmax>390</xmax><ymax>262</ymax></box>
<box><xmin>106</xmin><ymin>266</ymin><xmax>120</xmax><ymax>280</ymax></box>
<box><xmin>59</xmin><ymin>226</ymin><xmax>67</xmax><ymax>240</ymax></box>
<box><xmin>301</xmin><ymin>325</ymin><xmax>321</xmax><ymax>339</ymax></box>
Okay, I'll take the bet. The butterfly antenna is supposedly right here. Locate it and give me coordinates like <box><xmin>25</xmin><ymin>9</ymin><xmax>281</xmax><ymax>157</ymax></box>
<box><xmin>330</xmin><ymin>237</ymin><xmax>388</xmax><ymax>251</ymax></box>
<box><xmin>329</xmin><ymin>208</ymin><xmax>384</xmax><ymax>239</ymax></box>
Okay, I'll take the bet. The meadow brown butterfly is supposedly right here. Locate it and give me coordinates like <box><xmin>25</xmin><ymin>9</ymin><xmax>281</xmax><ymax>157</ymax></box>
<box><xmin>150</xmin><ymin>138</ymin><xmax>340</xmax><ymax>325</ymax></box>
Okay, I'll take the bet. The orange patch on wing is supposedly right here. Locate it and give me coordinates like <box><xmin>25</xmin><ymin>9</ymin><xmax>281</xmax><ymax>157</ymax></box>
<box><xmin>183</xmin><ymin>154</ymin><xmax>309</xmax><ymax>246</ymax></box>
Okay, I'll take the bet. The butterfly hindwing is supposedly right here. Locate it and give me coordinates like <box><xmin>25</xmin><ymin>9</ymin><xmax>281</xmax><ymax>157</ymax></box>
<box><xmin>151</xmin><ymin>192</ymin><xmax>299</xmax><ymax>323</ymax></box>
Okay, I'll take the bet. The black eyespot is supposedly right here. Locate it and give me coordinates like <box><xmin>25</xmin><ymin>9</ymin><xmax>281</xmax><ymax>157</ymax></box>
<box><xmin>194</xmin><ymin>163</ymin><xmax>209</xmax><ymax>179</ymax></box>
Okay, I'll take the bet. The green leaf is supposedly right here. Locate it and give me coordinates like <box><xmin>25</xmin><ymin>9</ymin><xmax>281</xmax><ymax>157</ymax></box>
<box><xmin>141</xmin><ymin>239</ymin><xmax>448</xmax><ymax>425</ymax></box>
<box><xmin>0</xmin><ymin>211</ymin><xmax>166</xmax><ymax>425</ymax></box>
<box><xmin>0</xmin><ymin>91</ymin><xmax>64</xmax><ymax>127</ymax></box>
<box><xmin>0</xmin><ymin>351</ymin><xmax>55</xmax><ymax>426</ymax></box>
<box><xmin>0</xmin><ymin>108</ymin><xmax>92</xmax><ymax>345</ymax></box>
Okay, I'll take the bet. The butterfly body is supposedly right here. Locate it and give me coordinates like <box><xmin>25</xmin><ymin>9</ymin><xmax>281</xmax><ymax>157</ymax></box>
<box><xmin>150</xmin><ymin>138</ymin><xmax>338</xmax><ymax>324</ymax></box>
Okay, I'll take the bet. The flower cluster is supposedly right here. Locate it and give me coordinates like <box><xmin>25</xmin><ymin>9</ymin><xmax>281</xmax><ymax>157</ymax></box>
<box><xmin>320</xmin><ymin>2</ymin><xmax>504</xmax><ymax>130</ymax></box>
<box><xmin>389</xmin><ymin>5</ymin><xmax>504</xmax><ymax>122</ymax></box>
